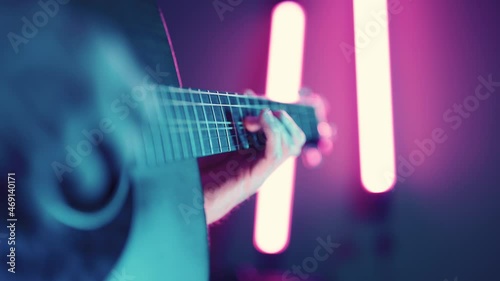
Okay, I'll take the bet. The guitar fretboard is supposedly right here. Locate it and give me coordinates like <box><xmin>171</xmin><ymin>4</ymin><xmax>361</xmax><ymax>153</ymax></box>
<box><xmin>137</xmin><ymin>85</ymin><xmax>319</xmax><ymax>165</ymax></box>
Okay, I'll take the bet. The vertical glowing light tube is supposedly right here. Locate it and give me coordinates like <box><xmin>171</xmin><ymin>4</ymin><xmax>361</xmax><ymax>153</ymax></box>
<box><xmin>353</xmin><ymin>0</ymin><xmax>396</xmax><ymax>193</ymax></box>
<box><xmin>254</xmin><ymin>1</ymin><xmax>305</xmax><ymax>254</ymax></box>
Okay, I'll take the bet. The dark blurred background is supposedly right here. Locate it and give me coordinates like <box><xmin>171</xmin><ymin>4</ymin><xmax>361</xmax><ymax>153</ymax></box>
<box><xmin>161</xmin><ymin>0</ymin><xmax>500</xmax><ymax>280</ymax></box>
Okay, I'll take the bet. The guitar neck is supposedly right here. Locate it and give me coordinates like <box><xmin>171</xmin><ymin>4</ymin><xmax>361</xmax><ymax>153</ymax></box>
<box><xmin>137</xmin><ymin>85</ymin><xmax>319</xmax><ymax>165</ymax></box>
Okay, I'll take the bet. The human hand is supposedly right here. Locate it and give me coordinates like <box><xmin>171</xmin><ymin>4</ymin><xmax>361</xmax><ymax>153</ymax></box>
<box><xmin>200</xmin><ymin>106</ymin><xmax>306</xmax><ymax>224</ymax></box>
<box><xmin>243</xmin><ymin>108</ymin><xmax>306</xmax><ymax>177</ymax></box>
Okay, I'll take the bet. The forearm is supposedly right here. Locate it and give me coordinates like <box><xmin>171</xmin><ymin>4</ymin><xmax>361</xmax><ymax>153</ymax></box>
<box><xmin>203</xmin><ymin>172</ymin><xmax>252</xmax><ymax>225</ymax></box>
<box><xmin>201</xmin><ymin>154</ymin><xmax>269</xmax><ymax>225</ymax></box>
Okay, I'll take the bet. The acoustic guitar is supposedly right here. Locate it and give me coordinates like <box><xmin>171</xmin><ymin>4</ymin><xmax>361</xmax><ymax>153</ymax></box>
<box><xmin>0</xmin><ymin>0</ymin><xmax>324</xmax><ymax>280</ymax></box>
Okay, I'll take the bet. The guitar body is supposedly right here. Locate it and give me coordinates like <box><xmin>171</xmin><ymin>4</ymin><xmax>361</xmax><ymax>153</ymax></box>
<box><xmin>116</xmin><ymin>161</ymin><xmax>209</xmax><ymax>281</ymax></box>
<box><xmin>0</xmin><ymin>0</ymin><xmax>208</xmax><ymax>280</ymax></box>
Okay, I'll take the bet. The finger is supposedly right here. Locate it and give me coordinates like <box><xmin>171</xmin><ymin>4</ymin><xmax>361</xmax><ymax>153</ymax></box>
<box><xmin>272</xmin><ymin>112</ymin><xmax>295</xmax><ymax>152</ymax></box>
<box><xmin>277</xmin><ymin>111</ymin><xmax>306</xmax><ymax>148</ymax></box>
<box><xmin>260</xmin><ymin>109</ymin><xmax>284</xmax><ymax>160</ymax></box>
<box><xmin>243</xmin><ymin>116</ymin><xmax>261</xmax><ymax>133</ymax></box>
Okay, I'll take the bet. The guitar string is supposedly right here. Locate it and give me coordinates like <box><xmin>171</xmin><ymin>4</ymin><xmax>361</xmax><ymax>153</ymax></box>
<box><xmin>144</xmin><ymin>86</ymin><xmax>317</xmax><ymax>160</ymax></box>
<box><xmin>165</xmin><ymin>85</ymin><xmax>293</xmax><ymax>102</ymax></box>
<box><xmin>145</xmin><ymin>84</ymin><xmax>314</xmax><ymax>111</ymax></box>
<box><xmin>161</xmin><ymin>99</ymin><xmax>308</xmax><ymax>111</ymax></box>
<box><xmin>150</xmin><ymin>113</ymin><xmax>316</xmax><ymax>144</ymax></box>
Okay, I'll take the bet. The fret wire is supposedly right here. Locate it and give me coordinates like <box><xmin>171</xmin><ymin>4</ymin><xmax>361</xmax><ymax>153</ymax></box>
<box><xmin>192</xmin><ymin>91</ymin><xmax>212</xmax><ymax>155</ymax></box>
<box><xmin>255</xmin><ymin>98</ymin><xmax>268</xmax><ymax>147</ymax></box>
<box><xmin>171</xmin><ymin>90</ymin><xmax>191</xmax><ymax>158</ymax></box>
<box><xmin>233</xmin><ymin>95</ymin><xmax>248</xmax><ymax>149</ymax></box>
<box><xmin>162</xmin><ymin>90</ymin><xmax>316</xmax><ymax>124</ymax></box>
<box><xmin>188</xmin><ymin>89</ymin><xmax>206</xmax><ymax>157</ymax></box>
<box><xmin>163</xmin><ymin>109</ymin><xmax>315</xmax><ymax>141</ymax></box>
<box><xmin>164</xmin><ymin>86</ymin><xmax>316</xmax><ymax>122</ymax></box>
<box><xmin>199</xmin><ymin>89</ymin><xmax>215</xmax><ymax>154</ymax></box>
<box><xmin>179</xmin><ymin>90</ymin><xmax>197</xmax><ymax>157</ymax></box>
<box><xmin>164</xmin><ymin>85</ymin><xmax>313</xmax><ymax>108</ymax></box>
<box><xmin>165</xmin><ymin>100</ymin><xmax>275</xmax><ymax>110</ymax></box>
<box><xmin>226</xmin><ymin>93</ymin><xmax>241</xmax><ymax>149</ymax></box>
<box><xmin>215</xmin><ymin>144</ymin><xmax>241</xmax><ymax>150</ymax></box>
<box><xmin>147</xmin><ymin>132</ymin><xmax>242</xmax><ymax>147</ymax></box>
<box><xmin>213</xmin><ymin>92</ymin><xmax>229</xmax><ymax>150</ymax></box>
<box><xmin>149</xmin><ymin>86</ymin><xmax>319</xmax><ymax>159</ymax></box>
<box><xmin>243</xmin><ymin>95</ymin><xmax>259</xmax><ymax>148</ymax></box>
<box><xmin>209</xmin><ymin>92</ymin><xmax>224</xmax><ymax>153</ymax></box>
<box><xmin>162</xmin><ymin>118</ymin><xmax>237</xmax><ymax>125</ymax></box>
<box><xmin>218</xmin><ymin>94</ymin><xmax>233</xmax><ymax>151</ymax></box>
<box><xmin>166</xmin><ymin>85</ymin><xmax>290</xmax><ymax>104</ymax></box>
<box><xmin>165</xmin><ymin>123</ymin><xmax>245</xmax><ymax>128</ymax></box>
<box><xmin>161</xmin><ymin>89</ymin><xmax>183</xmax><ymax>160</ymax></box>
<box><xmin>167</xmin><ymin>127</ymin><xmax>242</xmax><ymax>133</ymax></box>
<box><xmin>240</xmin><ymin>93</ymin><xmax>249</xmax><ymax>125</ymax></box>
